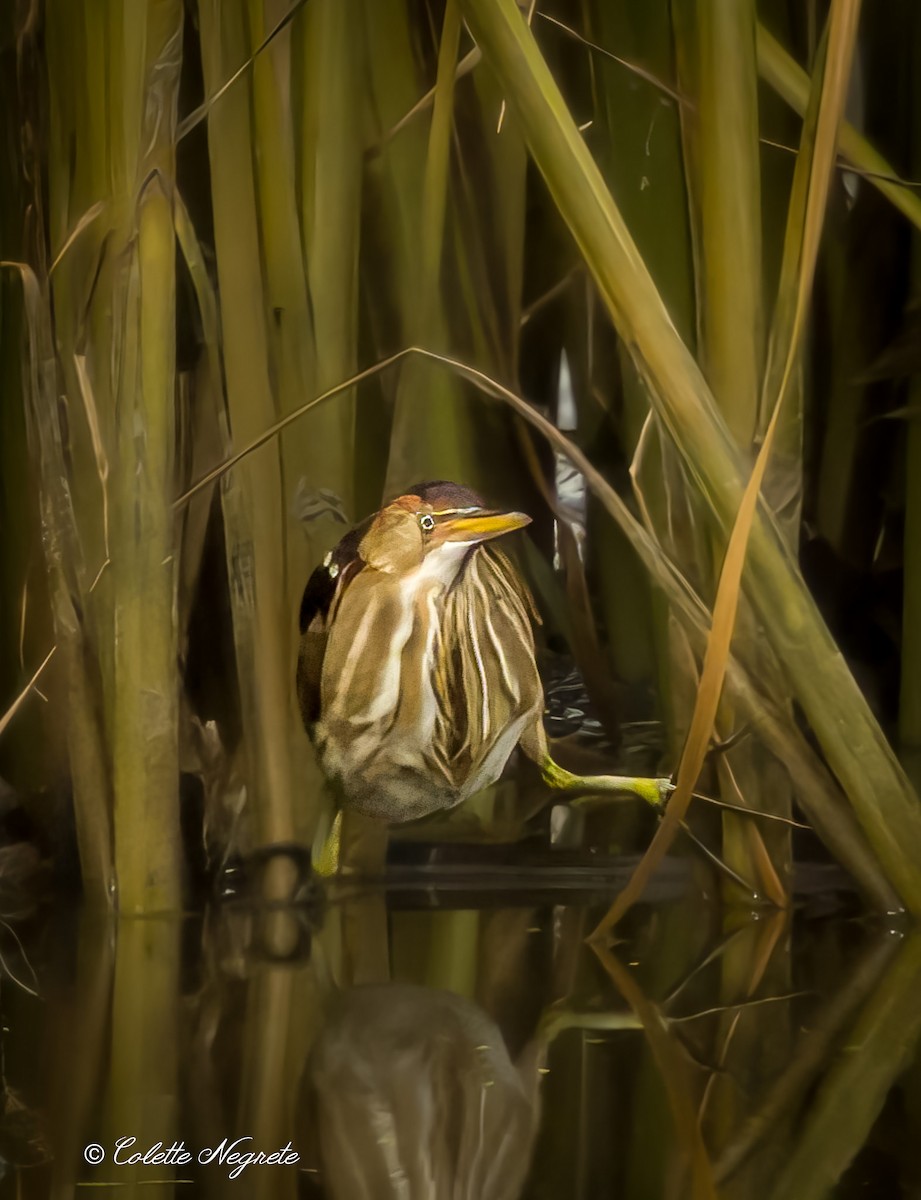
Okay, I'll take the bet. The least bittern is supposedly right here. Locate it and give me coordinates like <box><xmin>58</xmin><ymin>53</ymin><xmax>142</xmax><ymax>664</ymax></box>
<box><xmin>297</xmin><ymin>482</ymin><xmax>671</xmax><ymax>832</ymax></box>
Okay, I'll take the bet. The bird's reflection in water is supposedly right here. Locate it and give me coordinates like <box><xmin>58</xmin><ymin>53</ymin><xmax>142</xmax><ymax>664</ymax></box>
<box><xmin>300</xmin><ymin>983</ymin><xmax>541</xmax><ymax>1199</ymax></box>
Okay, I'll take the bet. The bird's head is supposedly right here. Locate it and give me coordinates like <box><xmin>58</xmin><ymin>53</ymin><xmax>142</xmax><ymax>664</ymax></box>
<box><xmin>358</xmin><ymin>481</ymin><xmax>531</xmax><ymax>580</ymax></box>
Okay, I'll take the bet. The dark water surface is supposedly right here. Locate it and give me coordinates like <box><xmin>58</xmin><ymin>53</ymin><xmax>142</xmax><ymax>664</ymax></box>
<box><xmin>3</xmin><ymin>861</ymin><xmax>920</xmax><ymax>1199</ymax></box>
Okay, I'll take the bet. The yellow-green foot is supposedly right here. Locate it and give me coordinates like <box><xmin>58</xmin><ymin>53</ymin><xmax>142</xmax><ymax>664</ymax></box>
<box><xmin>541</xmin><ymin>756</ymin><xmax>674</xmax><ymax>809</ymax></box>
<box><xmin>311</xmin><ymin>809</ymin><xmax>343</xmax><ymax>878</ymax></box>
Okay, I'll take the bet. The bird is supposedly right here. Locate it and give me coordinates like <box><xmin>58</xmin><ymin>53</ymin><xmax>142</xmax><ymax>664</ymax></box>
<box><xmin>297</xmin><ymin>481</ymin><xmax>672</xmax><ymax>828</ymax></box>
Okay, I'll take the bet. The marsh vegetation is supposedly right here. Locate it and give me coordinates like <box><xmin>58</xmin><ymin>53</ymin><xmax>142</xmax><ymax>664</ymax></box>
<box><xmin>1</xmin><ymin>0</ymin><xmax>921</xmax><ymax>1195</ymax></box>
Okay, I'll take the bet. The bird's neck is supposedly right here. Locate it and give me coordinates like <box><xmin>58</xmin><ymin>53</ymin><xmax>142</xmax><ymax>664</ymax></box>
<box><xmin>410</xmin><ymin>541</ymin><xmax>479</xmax><ymax>590</ymax></box>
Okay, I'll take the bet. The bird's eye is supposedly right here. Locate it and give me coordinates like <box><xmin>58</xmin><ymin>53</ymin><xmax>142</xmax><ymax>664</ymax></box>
<box><xmin>419</xmin><ymin>513</ymin><xmax>435</xmax><ymax>532</ymax></box>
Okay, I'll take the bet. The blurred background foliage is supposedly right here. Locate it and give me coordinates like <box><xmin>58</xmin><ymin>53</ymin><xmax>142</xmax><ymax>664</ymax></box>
<box><xmin>1</xmin><ymin>0</ymin><xmax>921</xmax><ymax>915</ymax></box>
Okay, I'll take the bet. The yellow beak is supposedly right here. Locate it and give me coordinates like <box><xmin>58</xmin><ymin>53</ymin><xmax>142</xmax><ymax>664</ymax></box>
<box><xmin>440</xmin><ymin>510</ymin><xmax>532</xmax><ymax>543</ymax></box>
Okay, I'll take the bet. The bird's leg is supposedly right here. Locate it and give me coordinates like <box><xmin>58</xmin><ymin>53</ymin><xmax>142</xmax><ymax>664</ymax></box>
<box><xmin>517</xmin><ymin>720</ymin><xmax>673</xmax><ymax>812</ymax></box>
<box><xmin>540</xmin><ymin>755</ymin><xmax>674</xmax><ymax>810</ymax></box>
<box><xmin>311</xmin><ymin>808</ymin><xmax>343</xmax><ymax>878</ymax></box>
<box><xmin>311</xmin><ymin>805</ymin><xmax>391</xmax><ymax>879</ymax></box>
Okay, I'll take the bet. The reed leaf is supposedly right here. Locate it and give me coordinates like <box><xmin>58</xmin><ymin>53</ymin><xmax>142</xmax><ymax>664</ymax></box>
<box><xmin>759</xmin><ymin>23</ymin><xmax>826</xmax><ymax>542</ymax></box>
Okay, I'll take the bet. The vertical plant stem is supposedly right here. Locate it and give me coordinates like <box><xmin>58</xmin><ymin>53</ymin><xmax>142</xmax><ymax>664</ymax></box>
<box><xmin>247</xmin><ymin>0</ymin><xmax>334</xmax><ymax>847</ymax></box>
<box><xmin>109</xmin><ymin>0</ymin><xmax>184</xmax><ymax>913</ymax></box>
<box><xmin>421</xmin><ymin>0</ymin><xmax>462</xmax><ymax>294</ymax></box>
<box><xmin>248</xmin><ymin>0</ymin><xmax>349</xmax><ymax>581</ymax></box>
<box><xmin>678</xmin><ymin>0</ymin><xmax>790</xmax><ymax>896</ymax></box>
<box><xmin>363</xmin><ymin>0</ymin><xmax>477</xmax><ymax>493</ymax></box>
<box><xmin>112</xmin><ymin>177</ymin><xmax>183</xmax><ymax>913</ymax></box>
<box><xmin>690</xmin><ymin>0</ymin><xmax>763</xmax><ymax>447</ymax></box>
<box><xmin>40</xmin><ymin>0</ymin><xmax>186</xmax><ymax>912</ymax></box>
<box><xmin>198</xmin><ymin>0</ymin><xmax>307</xmax><ymax>855</ymax></box>
<box><xmin>586</xmin><ymin>0</ymin><xmax>694</xmax><ymax>702</ymax></box>
<box><xmin>295</xmin><ymin>0</ymin><xmax>362</xmax><ymax>509</ymax></box>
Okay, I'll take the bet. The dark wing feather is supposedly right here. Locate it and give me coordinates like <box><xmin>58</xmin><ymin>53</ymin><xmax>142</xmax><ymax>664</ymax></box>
<box><xmin>298</xmin><ymin>562</ymin><xmax>338</xmax><ymax>636</ymax></box>
<box><xmin>296</xmin><ymin>519</ymin><xmax>369</xmax><ymax>727</ymax></box>
<box><xmin>298</xmin><ymin>519</ymin><xmax>370</xmax><ymax>634</ymax></box>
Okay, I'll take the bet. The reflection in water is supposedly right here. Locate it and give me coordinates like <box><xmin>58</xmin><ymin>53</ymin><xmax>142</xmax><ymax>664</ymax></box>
<box><xmin>302</xmin><ymin>984</ymin><xmax>540</xmax><ymax>1199</ymax></box>
<box><xmin>3</xmin><ymin>883</ymin><xmax>921</xmax><ymax>1199</ymax></box>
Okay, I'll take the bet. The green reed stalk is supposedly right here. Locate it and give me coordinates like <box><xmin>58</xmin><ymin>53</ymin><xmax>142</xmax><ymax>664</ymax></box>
<box><xmin>198</xmin><ymin>0</ymin><xmax>309</xmax><ymax>857</ymax></box>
